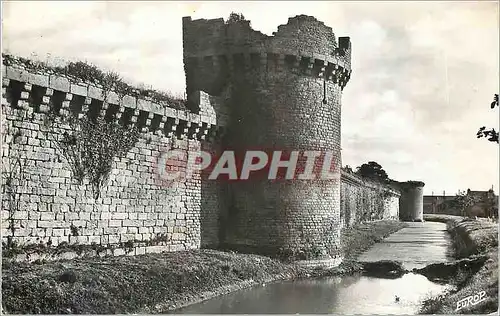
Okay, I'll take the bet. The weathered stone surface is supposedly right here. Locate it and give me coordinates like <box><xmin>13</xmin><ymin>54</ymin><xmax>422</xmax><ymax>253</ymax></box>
<box><xmin>150</xmin><ymin>102</ymin><xmax>164</xmax><ymax>115</ymax></box>
<box><xmin>399</xmin><ymin>181</ymin><xmax>425</xmax><ymax>221</ymax></box>
<box><xmin>177</xmin><ymin>110</ymin><xmax>188</xmax><ymax>121</ymax></box>
<box><xmin>49</xmin><ymin>76</ymin><xmax>70</xmax><ymax>92</ymax></box>
<box><xmin>137</xmin><ymin>98</ymin><xmax>152</xmax><ymax>112</ymax></box>
<box><xmin>6</xmin><ymin>66</ymin><xmax>30</xmax><ymax>82</ymax></box>
<box><xmin>164</xmin><ymin>107</ymin><xmax>177</xmax><ymax>118</ymax></box>
<box><xmin>188</xmin><ymin>113</ymin><xmax>200</xmax><ymax>124</ymax></box>
<box><xmin>70</xmin><ymin>83</ymin><xmax>88</xmax><ymax>96</ymax></box>
<box><xmin>121</xmin><ymin>95</ymin><xmax>136</xmax><ymax>108</ymax></box>
<box><xmin>340</xmin><ymin>170</ymin><xmax>400</xmax><ymax>227</ymax></box>
<box><xmin>106</xmin><ymin>91</ymin><xmax>120</xmax><ymax>104</ymax></box>
<box><xmin>29</xmin><ymin>73</ymin><xmax>49</xmax><ymax>87</ymax></box>
<box><xmin>183</xmin><ymin>14</ymin><xmax>354</xmax><ymax>261</ymax></box>
<box><xmin>87</xmin><ymin>85</ymin><xmax>104</xmax><ymax>100</ymax></box>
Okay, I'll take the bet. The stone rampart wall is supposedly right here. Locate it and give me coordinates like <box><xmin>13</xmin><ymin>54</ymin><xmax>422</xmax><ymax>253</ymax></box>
<box><xmin>340</xmin><ymin>171</ymin><xmax>400</xmax><ymax>228</ymax></box>
<box><xmin>1</xmin><ymin>61</ymin><xmax>225</xmax><ymax>261</ymax></box>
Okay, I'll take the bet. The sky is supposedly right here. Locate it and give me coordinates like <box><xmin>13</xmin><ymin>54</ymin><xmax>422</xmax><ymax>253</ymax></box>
<box><xmin>2</xmin><ymin>1</ymin><xmax>499</xmax><ymax>195</ymax></box>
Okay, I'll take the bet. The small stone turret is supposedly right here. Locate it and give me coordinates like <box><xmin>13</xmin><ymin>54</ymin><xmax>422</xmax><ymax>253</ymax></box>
<box><xmin>399</xmin><ymin>181</ymin><xmax>425</xmax><ymax>221</ymax></box>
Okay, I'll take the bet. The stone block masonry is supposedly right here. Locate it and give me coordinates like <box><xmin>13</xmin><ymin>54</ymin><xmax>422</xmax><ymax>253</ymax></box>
<box><xmin>1</xmin><ymin>59</ymin><xmax>226</xmax><ymax>260</ymax></box>
<box><xmin>340</xmin><ymin>170</ymin><xmax>400</xmax><ymax>228</ymax></box>
<box><xmin>183</xmin><ymin>14</ymin><xmax>352</xmax><ymax>263</ymax></box>
<box><xmin>1</xmin><ymin>14</ymin><xmax>419</xmax><ymax>264</ymax></box>
<box><xmin>399</xmin><ymin>181</ymin><xmax>425</xmax><ymax>221</ymax></box>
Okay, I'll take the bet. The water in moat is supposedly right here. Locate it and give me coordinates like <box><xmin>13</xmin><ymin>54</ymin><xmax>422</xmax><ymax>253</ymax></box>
<box><xmin>174</xmin><ymin>222</ymin><xmax>454</xmax><ymax>314</ymax></box>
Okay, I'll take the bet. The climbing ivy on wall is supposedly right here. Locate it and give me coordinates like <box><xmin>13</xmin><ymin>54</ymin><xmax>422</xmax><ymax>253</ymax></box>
<box><xmin>2</xmin><ymin>156</ymin><xmax>28</xmax><ymax>253</ymax></box>
<box><xmin>45</xmin><ymin>113</ymin><xmax>139</xmax><ymax>199</ymax></box>
<box><xmin>31</xmin><ymin>62</ymin><xmax>145</xmax><ymax>199</ymax></box>
<box><xmin>355</xmin><ymin>189</ymin><xmax>390</xmax><ymax>223</ymax></box>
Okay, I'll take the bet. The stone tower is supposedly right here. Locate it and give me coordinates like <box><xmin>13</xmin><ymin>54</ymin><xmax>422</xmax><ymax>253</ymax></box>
<box><xmin>399</xmin><ymin>181</ymin><xmax>425</xmax><ymax>221</ymax></box>
<box><xmin>183</xmin><ymin>14</ymin><xmax>352</xmax><ymax>264</ymax></box>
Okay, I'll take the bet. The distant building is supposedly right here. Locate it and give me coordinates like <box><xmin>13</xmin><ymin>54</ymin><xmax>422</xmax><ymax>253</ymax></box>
<box><xmin>423</xmin><ymin>188</ymin><xmax>498</xmax><ymax>218</ymax></box>
<box><xmin>423</xmin><ymin>194</ymin><xmax>458</xmax><ymax>215</ymax></box>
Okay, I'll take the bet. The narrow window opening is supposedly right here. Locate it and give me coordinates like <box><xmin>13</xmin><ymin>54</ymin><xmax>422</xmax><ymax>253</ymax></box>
<box><xmin>322</xmin><ymin>78</ymin><xmax>327</xmax><ymax>104</ymax></box>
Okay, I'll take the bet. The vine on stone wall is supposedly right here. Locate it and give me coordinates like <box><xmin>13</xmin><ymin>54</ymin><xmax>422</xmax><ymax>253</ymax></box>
<box><xmin>321</xmin><ymin>219</ymin><xmax>340</xmax><ymax>258</ymax></box>
<box><xmin>2</xmin><ymin>155</ymin><xmax>28</xmax><ymax>252</ymax></box>
<box><xmin>373</xmin><ymin>190</ymin><xmax>387</xmax><ymax>220</ymax></box>
<box><xmin>100</xmin><ymin>70</ymin><xmax>132</xmax><ymax>102</ymax></box>
<box><xmin>47</xmin><ymin>114</ymin><xmax>139</xmax><ymax>199</ymax></box>
<box><xmin>36</xmin><ymin>65</ymin><xmax>142</xmax><ymax>199</ymax></box>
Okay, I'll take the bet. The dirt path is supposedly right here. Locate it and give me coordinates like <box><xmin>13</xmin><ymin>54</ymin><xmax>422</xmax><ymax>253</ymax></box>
<box><xmin>357</xmin><ymin>221</ymin><xmax>453</xmax><ymax>270</ymax></box>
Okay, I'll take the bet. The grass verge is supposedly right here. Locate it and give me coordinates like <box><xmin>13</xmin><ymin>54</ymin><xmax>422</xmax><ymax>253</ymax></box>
<box><xmin>419</xmin><ymin>215</ymin><xmax>498</xmax><ymax>314</ymax></box>
<box><xmin>2</xmin><ymin>220</ymin><xmax>406</xmax><ymax>314</ymax></box>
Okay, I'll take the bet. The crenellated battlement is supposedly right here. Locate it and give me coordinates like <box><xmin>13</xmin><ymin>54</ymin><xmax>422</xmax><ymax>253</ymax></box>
<box><xmin>182</xmin><ymin>15</ymin><xmax>352</xmax><ymax>101</ymax></box>
<box><xmin>183</xmin><ymin>15</ymin><xmax>351</xmax><ymax>62</ymax></box>
<box><xmin>2</xmin><ymin>62</ymin><xmax>227</xmax><ymax>142</ymax></box>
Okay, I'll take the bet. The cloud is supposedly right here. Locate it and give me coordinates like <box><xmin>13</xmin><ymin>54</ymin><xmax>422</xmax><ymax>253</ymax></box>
<box><xmin>2</xmin><ymin>1</ymin><xmax>498</xmax><ymax>195</ymax></box>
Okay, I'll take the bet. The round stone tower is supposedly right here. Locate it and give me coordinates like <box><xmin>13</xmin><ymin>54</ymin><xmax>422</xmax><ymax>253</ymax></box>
<box><xmin>399</xmin><ymin>181</ymin><xmax>425</xmax><ymax>222</ymax></box>
<box><xmin>183</xmin><ymin>15</ymin><xmax>352</xmax><ymax>264</ymax></box>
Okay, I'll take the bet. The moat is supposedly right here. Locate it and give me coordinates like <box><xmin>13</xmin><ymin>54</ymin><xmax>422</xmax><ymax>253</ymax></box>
<box><xmin>173</xmin><ymin>222</ymin><xmax>453</xmax><ymax>314</ymax></box>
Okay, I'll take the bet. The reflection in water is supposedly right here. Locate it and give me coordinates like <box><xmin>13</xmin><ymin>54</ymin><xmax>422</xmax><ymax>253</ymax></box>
<box><xmin>173</xmin><ymin>273</ymin><xmax>449</xmax><ymax>314</ymax></box>
<box><xmin>174</xmin><ymin>222</ymin><xmax>453</xmax><ymax>314</ymax></box>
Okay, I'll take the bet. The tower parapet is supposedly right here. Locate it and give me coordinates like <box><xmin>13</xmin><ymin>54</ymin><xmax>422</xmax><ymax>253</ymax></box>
<box><xmin>182</xmin><ymin>15</ymin><xmax>352</xmax><ymax>112</ymax></box>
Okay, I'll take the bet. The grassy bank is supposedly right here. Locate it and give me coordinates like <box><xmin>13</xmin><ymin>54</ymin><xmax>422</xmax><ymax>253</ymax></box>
<box><xmin>2</xmin><ymin>220</ymin><xmax>406</xmax><ymax>314</ymax></box>
<box><xmin>420</xmin><ymin>215</ymin><xmax>498</xmax><ymax>314</ymax></box>
<box><xmin>2</xmin><ymin>250</ymin><xmax>303</xmax><ymax>314</ymax></box>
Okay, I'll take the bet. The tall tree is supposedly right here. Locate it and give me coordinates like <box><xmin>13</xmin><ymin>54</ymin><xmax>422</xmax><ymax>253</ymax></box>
<box><xmin>356</xmin><ymin>161</ymin><xmax>389</xmax><ymax>182</ymax></box>
<box><xmin>453</xmin><ymin>190</ymin><xmax>480</xmax><ymax>217</ymax></box>
<box><xmin>227</xmin><ymin>12</ymin><xmax>245</xmax><ymax>23</ymax></box>
<box><xmin>484</xmin><ymin>189</ymin><xmax>498</xmax><ymax>218</ymax></box>
<box><xmin>477</xmin><ymin>94</ymin><xmax>499</xmax><ymax>143</ymax></box>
